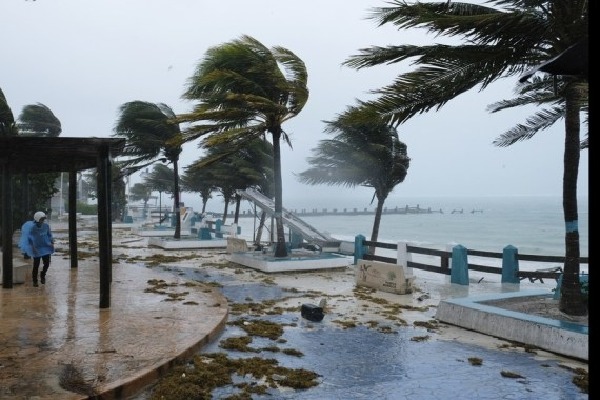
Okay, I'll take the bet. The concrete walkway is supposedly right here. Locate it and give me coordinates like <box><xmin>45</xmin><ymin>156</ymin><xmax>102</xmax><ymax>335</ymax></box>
<box><xmin>0</xmin><ymin>254</ymin><xmax>228</xmax><ymax>399</ymax></box>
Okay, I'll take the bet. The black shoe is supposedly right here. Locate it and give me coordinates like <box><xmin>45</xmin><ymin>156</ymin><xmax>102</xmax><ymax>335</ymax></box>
<box><xmin>41</xmin><ymin>276</ymin><xmax>46</xmax><ymax>284</ymax></box>
<box><xmin>33</xmin><ymin>281</ymin><xmax>39</xmax><ymax>287</ymax></box>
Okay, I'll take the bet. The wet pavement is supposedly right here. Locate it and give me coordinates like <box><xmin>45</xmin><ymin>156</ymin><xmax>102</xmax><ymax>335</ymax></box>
<box><xmin>135</xmin><ymin>266</ymin><xmax>589</xmax><ymax>400</ymax></box>
<box><xmin>0</xmin><ymin>253</ymin><xmax>228</xmax><ymax>399</ymax></box>
<box><xmin>0</xmin><ymin>223</ymin><xmax>589</xmax><ymax>399</ymax></box>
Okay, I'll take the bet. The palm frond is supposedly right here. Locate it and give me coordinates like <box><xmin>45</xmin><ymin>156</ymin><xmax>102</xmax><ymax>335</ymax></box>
<box><xmin>492</xmin><ymin>106</ymin><xmax>564</xmax><ymax>147</ymax></box>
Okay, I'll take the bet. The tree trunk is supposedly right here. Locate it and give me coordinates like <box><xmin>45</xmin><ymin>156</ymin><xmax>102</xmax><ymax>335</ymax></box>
<box><xmin>272</xmin><ymin>129</ymin><xmax>288</xmax><ymax>257</ymax></box>
<box><xmin>233</xmin><ymin>193</ymin><xmax>241</xmax><ymax>224</ymax></box>
<box><xmin>254</xmin><ymin>210</ymin><xmax>267</xmax><ymax>246</ymax></box>
<box><xmin>558</xmin><ymin>83</ymin><xmax>587</xmax><ymax>316</ymax></box>
<box><xmin>173</xmin><ymin>158</ymin><xmax>181</xmax><ymax>239</ymax></box>
<box><xmin>221</xmin><ymin>195</ymin><xmax>230</xmax><ymax>225</ymax></box>
<box><xmin>368</xmin><ymin>196</ymin><xmax>385</xmax><ymax>255</ymax></box>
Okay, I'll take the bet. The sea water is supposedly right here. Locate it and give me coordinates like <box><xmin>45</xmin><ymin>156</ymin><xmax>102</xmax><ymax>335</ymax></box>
<box><xmin>230</xmin><ymin>196</ymin><xmax>589</xmax><ymax>270</ymax></box>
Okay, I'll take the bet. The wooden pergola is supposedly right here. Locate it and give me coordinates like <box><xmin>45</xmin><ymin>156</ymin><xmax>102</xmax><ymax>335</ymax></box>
<box><xmin>0</xmin><ymin>136</ymin><xmax>126</xmax><ymax>308</ymax></box>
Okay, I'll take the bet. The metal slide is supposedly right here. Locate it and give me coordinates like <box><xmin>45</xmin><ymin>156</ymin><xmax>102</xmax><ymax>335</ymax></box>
<box><xmin>237</xmin><ymin>189</ymin><xmax>340</xmax><ymax>247</ymax></box>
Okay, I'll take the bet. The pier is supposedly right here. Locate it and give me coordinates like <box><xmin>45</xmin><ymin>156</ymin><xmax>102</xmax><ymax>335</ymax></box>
<box><xmin>233</xmin><ymin>204</ymin><xmax>444</xmax><ymax>218</ymax></box>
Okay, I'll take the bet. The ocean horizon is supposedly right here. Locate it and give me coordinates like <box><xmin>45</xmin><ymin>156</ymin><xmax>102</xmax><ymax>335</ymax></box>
<box><xmin>211</xmin><ymin>195</ymin><xmax>589</xmax><ymax>260</ymax></box>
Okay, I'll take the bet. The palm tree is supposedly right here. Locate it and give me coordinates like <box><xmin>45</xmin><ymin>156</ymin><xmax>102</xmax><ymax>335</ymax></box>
<box><xmin>220</xmin><ymin>138</ymin><xmax>274</xmax><ymax>225</ymax></box>
<box><xmin>0</xmin><ymin>89</ymin><xmax>61</xmax><ymax>228</ymax></box>
<box><xmin>297</xmin><ymin>105</ymin><xmax>410</xmax><ymax>246</ymax></box>
<box><xmin>143</xmin><ymin>164</ymin><xmax>175</xmax><ymax>225</ymax></box>
<box><xmin>113</xmin><ymin>101</ymin><xmax>184</xmax><ymax>238</ymax></box>
<box><xmin>179</xmin><ymin>35</ymin><xmax>309</xmax><ymax>257</ymax></box>
<box><xmin>129</xmin><ymin>182</ymin><xmax>154</xmax><ymax>217</ymax></box>
<box><xmin>343</xmin><ymin>0</ymin><xmax>587</xmax><ymax>316</ymax></box>
<box><xmin>186</xmin><ymin>139</ymin><xmax>274</xmax><ymax>225</ymax></box>
<box><xmin>180</xmin><ymin>167</ymin><xmax>216</xmax><ymax>214</ymax></box>
<box><xmin>0</xmin><ymin>88</ymin><xmax>18</xmax><ymax>137</ymax></box>
<box><xmin>17</xmin><ymin>103</ymin><xmax>62</xmax><ymax>137</ymax></box>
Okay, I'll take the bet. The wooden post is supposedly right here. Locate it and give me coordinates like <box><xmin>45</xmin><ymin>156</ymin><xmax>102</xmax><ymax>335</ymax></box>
<box><xmin>97</xmin><ymin>146</ymin><xmax>111</xmax><ymax>308</ymax></box>
<box><xmin>68</xmin><ymin>171</ymin><xmax>78</xmax><ymax>269</ymax></box>
<box><xmin>397</xmin><ymin>241</ymin><xmax>414</xmax><ymax>276</ymax></box>
<box><xmin>1</xmin><ymin>162</ymin><xmax>14</xmax><ymax>288</ymax></box>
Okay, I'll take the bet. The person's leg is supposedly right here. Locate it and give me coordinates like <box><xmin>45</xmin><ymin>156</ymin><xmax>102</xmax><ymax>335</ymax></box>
<box><xmin>40</xmin><ymin>255</ymin><xmax>51</xmax><ymax>284</ymax></box>
<box><xmin>32</xmin><ymin>257</ymin><xmax>41</xmax><ymax>286</ymax></box>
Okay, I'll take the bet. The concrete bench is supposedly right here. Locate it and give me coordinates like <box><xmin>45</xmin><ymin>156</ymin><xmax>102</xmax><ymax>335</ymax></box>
<box><xmin>0</xmin><ymin>260</ymin><xmax>33</xmax><ymax>284</ymax></box>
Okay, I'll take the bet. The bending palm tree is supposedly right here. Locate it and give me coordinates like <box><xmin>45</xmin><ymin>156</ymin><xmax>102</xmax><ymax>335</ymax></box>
<box><xmin>17</xmin><ymin>103</ymin><xmax>62</xmax><ymax>137</ymax></box>
<box><xmin>186</xmin><ymin>138</ymin><xmax>273</xmax><ymax>225</ymax></box>
<box><xmin>114</xmin><ymin>101</ymin><xmax>183</xmax><ymax>238</ymax></box>
<box><xmin>344</xmin><ymin>0</ymin><xmax>587</xmax><ymax>316</ymax></box>
<box><xmin>181</xmin><ymin>167</ymin><xmax>216</xmax><ymax>214</ymax></box>
<box><xmin>297</xmin><ymin>105</ymin><xmax>410</xmax><ymax>246</ymax></box>
<box><xmin>180</xmin><ymin>35</ymin><xmax>309</xmax><ymax>257</ymax></box>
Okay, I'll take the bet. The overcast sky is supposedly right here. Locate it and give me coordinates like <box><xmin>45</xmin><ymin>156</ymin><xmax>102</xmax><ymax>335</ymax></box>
<box><xmin>1</xmin><ymin>0</ymin><xmax>588</xmax><ymax>211</ymax></box>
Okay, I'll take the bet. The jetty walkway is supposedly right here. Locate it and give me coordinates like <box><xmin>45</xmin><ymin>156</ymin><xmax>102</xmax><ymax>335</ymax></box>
<box><xmin>235</xmin><ymin>204</ymin><xmax>444</xmax><ymax>218</ymax></box>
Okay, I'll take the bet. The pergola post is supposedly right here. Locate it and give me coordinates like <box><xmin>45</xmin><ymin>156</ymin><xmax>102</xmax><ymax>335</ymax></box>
<box><xmin>97</xmin><ymin>145</ymin><xmax>111</xmax><ymax>309</ymax></box>
<box><xmin>1</xmin><ymin>162</ymin><xmax>14</xmax><ymax>288</ymax></box>
<box><xmin>68</xmin><ymin>171</ymin><xmax>78</xmax><ymax>269</ymax></box>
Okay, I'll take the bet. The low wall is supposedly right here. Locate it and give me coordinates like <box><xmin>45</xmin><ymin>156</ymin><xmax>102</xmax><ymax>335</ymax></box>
<box><xmin>355</xmin><ymin>259</ymin><xmax>414</xmax><ymax>295</ymax></box>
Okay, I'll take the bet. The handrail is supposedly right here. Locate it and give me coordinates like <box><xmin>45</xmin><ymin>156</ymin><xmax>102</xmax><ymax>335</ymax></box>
<box><xmin>237</xmin><ymin>189</ymin><xmax>338</xmax><ymax>245</ymax></box>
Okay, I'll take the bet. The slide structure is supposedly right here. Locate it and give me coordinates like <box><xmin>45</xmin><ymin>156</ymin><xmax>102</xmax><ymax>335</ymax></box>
<box><xmin>237</xmin><ymin>189</ymin><xmax>340</xmax><ymax>248</ymax></box>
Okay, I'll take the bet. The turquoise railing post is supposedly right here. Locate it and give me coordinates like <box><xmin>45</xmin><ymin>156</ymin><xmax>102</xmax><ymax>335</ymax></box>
<box><xmin>450</xmin><ymin>244</ymin><xmax>469</xmax><ymax>285</ymax></box>
<box><xmin>501</xmin><ymin>245</ymin><xmax>520</xmax><ymax>284</ymax></box>
<box><xmin>199</xmin><ymin>227</ymin><xmax>212</xmax><ymax>240</ymax></box>
<box><xmin>354</xmin><ymin>235</ymin><xmax>366</xmax><ymax>265</ymax></box>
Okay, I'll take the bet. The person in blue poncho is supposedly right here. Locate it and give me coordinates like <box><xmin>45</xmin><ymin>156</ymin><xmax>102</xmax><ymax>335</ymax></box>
<box><xmin>20</xmin><ymin>211</ymin><xmax>55</xmax><ymax>287</ymax></box>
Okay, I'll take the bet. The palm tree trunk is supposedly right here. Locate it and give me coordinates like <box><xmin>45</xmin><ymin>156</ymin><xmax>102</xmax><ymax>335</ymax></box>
<box><xmin>233</xmin><ymin>193</ymin><xmax>241</xmax><ymax>224</ymax></box>
<box><xmin>558</xmin><ymin>83</ymin><xmax>586</xmax><ymax>316</ymax></box>
<box><xmin>369</xmin><ymin>197</ymin><xmax>385</xmax><ymax>255</ymax></box>
<box><xmin>272</xmin><ymin>129</ymin><xmax>288</xmax><ymax>257</ymax></box>
<box><xmin>221</xmin><ymin>195</ymin><xmax>230</xmax><ymax>225</ymax></box>
<box><xmin>173</xmin><ymin>159</ymin><xmax>181</xmax><ymax>239</ymax></box>
<box><xmin>254</xmin><ymin>210</ymin><xmax>267</xmax><ymax>246</ymax></box>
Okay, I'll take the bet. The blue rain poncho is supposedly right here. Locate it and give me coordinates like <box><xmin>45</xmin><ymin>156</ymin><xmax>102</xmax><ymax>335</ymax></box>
<box><xmin>18</xmin><ymin>221</ymin><xmax>34</xmax><ymax>254</ymax></box>
<box><xmin>20</xmin><ymin>221</ymin><xmax>55</xmax><ymax>258</ymax></box>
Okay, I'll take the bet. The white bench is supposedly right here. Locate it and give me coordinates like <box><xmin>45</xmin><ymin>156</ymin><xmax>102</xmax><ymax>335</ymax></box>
<box><xmin>0</xmin><ymin>259</ymin><xmax>33</xmax><ymax>284</ymax></box>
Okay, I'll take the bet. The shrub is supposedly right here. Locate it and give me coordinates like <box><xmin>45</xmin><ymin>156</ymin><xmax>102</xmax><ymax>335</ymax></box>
<box><xmin>76</xmin><ymin>202</ymin><xmax>97</xmax><ymax>215</ymax></box>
